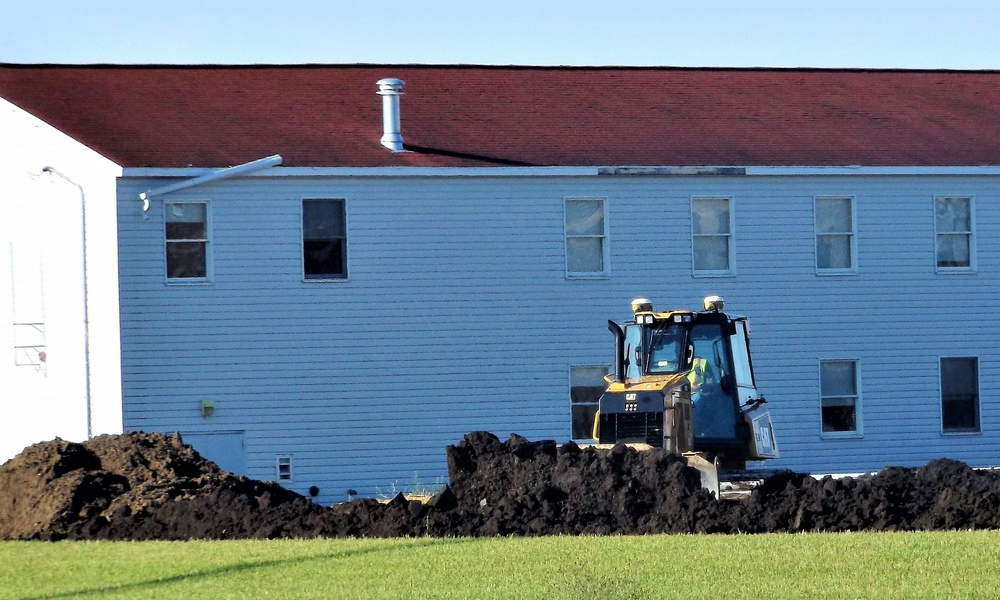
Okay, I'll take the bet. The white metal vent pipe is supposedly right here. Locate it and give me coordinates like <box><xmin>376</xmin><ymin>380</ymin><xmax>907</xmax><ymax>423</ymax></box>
<box><xmin>376</xmin><ymin>78</ymin><xmax>405</xmax><ymax>152</ymax></box>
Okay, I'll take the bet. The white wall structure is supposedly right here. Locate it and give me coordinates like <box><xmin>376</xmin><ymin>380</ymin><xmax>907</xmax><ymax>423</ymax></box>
<box><xmin>0</xmin><ymin>98</ymin><xmax>123</xmax><ymax>462</ymax></box>
<box><xmin>116</xmin><ymin>167</ymin><xmax>1000</xmax><ymax>503</ymax></box>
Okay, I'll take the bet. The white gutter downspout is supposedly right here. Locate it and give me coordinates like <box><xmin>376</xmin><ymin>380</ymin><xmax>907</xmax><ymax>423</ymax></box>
<box><xmin>138</xmin><ymin>154</ymin><xmax>283</xmax><ymax>213</ymax></box>
<box><xmin>40</xmin><ymin>166</ymin><xmax>92</xmax><ymax>440</ymax></box>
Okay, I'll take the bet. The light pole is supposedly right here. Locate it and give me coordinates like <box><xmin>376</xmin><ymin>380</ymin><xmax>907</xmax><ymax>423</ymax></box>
<box><xmin>42</xmin><ymin>166</ymin><xmax>92</xmax><ymax>440</ymax></box>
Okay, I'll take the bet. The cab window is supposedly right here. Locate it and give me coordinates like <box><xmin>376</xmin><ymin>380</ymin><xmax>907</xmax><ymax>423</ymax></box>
<box><xmin>647</xmin><ymin>324</ymin><xmax>685</xmax><ymax>374</ymax></box>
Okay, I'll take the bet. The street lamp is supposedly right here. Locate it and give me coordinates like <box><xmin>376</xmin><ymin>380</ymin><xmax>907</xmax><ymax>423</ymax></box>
<box><xmin>41</xmin><ymin>166</ymin><xmax>92</xmax><ymax>440</ymax></box>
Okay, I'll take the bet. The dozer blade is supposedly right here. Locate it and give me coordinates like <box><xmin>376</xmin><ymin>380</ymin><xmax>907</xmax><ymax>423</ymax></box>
<box><xmin>684</xmin><ymin>452</ymin><xmax>720</xmax><ymax>498</ymax></box>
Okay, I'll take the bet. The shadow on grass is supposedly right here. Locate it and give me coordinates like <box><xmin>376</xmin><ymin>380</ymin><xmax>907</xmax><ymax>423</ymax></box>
<box><xmin>17</xmin><ymin>537</ymin><xmax>472</xmax><ymax>600</ymax></box>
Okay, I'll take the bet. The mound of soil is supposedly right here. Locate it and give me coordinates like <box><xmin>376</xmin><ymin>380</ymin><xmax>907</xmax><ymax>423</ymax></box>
<box><xmin>2</xmin><ymin>431</ymin><xmax>999</xmax><ymax>540</ymax></box>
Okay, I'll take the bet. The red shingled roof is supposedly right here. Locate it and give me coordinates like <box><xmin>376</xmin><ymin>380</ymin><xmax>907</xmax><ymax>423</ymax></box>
<box><xmin>2</xmin><ymin>64</ymin><xmax>1000</xmax><ymax>168</ymax></box>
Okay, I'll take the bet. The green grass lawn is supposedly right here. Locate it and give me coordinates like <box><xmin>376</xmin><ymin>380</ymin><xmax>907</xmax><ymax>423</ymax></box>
<box><xmin>2</xmin><ymin>531</ymin><xmax>998</xmax><ymax>599</ymax></box>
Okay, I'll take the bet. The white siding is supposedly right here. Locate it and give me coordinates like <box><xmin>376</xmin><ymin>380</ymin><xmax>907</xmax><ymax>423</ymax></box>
<box><xmin>0</xmin><ymin>98</ymin><xmax>123</xmax><ymax>462</ymax></box>
<box><xmin>118</xmin><ymin>172</ymin><xmax>1000</xmax><ymax>501</ymax></box>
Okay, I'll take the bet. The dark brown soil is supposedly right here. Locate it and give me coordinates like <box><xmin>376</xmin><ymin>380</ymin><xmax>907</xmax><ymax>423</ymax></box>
<box><xmin>2</xmin><ymin>431</ymin><xmax>999</xmax><ymax>540</ymax></box>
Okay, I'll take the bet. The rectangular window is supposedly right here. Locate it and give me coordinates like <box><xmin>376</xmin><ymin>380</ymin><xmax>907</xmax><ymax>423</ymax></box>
<box><xmin>570</xmin><ymin>366</ymin><xmax>607</xmax><ymax>440</ymax></box>
<box><xmin>935</xmin><ymin>196</ymin><xmax>974</xmax><ymax>270</ymax></box>
<box><xmin>303</xmin><ymin>199</ymin><xmax>347</xmax><ymax>279</ymax></box>
<box><xmin>165</xmin><ymin>201</ymin><xmax>209</xmax><ymax>280</ymax></box>
<box><xmin>941</xmin><ymin>357</ymin><xmax>979</xmax><ymax>433</ymax></box>
<box><xmin>815</xmin><ymin>196</ymin><xmax>856</xmax><ymax>272</ymax></box>
<box><xmin>276</xmin><ymin>455</ymin><xmax>293</xmax><ymax>481</ymax></box>
<box><xmin>564</xmin><ymin>198</ymin><xmax>607</xmax><ymax>276</ymax></box>
<box><xmin>691</xmin><ymin>197</ymin><xmax>731</xmax><ymax>275</ymax></box>
<box><xmin>820</xmin><ymin>360</ymin><xmax>860</xmax><ymax>436</ymax></box>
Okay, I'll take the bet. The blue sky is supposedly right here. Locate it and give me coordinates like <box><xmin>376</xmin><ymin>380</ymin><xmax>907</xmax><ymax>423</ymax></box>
<box><xmin>2</xmin><ymin>0</ymin><xmax>999</xmax><ymax>68</ymax></box>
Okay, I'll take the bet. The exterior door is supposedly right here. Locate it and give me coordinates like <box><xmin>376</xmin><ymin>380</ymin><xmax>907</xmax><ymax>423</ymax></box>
<box><xmin>182</xmin><ymin>430</ymin><xmax>246</xmax><ymax>475</ymax></box>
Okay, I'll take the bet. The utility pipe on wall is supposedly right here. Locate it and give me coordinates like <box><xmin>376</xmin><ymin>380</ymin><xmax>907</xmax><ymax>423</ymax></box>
<box><xmin>41</xmin><ymin>166</ymin><xmax>92</xmax><ymax>440</ymax></box>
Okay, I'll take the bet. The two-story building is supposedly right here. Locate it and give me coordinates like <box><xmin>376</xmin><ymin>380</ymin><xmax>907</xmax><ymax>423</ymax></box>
<box><xmin>3</xmin><ymin>65</ymin><xmax>1000</xmax><ymax>502</ymax></box>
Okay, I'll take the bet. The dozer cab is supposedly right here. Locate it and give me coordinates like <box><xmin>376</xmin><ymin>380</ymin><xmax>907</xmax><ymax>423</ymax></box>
<box><xmin>593</xmin><ymin>296</ymin><xmax>779</xmax><ymax>495</ymax></box>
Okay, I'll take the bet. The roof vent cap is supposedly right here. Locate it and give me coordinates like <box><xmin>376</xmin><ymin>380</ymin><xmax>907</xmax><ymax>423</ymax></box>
<box><xmin>376</xmin><ymin>78</ymin><xmax>405</xmax><ymax>152</ymax></box>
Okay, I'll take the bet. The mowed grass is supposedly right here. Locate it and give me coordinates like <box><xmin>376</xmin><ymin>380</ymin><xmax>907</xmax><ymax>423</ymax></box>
<box><xmin>2</xmin><ymin>531</ymin><xmax>999</xmax><ymax>599</ymax></box>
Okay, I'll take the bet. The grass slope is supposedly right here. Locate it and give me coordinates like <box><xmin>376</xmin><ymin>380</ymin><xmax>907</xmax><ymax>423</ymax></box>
<box><xmin>2</xmin><ymin>532</ymin><xmax>999</xmax><ymax>599</ymax></box>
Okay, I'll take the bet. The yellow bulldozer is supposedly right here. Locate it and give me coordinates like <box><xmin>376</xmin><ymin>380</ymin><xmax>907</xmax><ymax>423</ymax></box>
<box><xmin>593</xmin><ymin>296</ymin><xmax>779</xmax><ymax>495</ymax></box>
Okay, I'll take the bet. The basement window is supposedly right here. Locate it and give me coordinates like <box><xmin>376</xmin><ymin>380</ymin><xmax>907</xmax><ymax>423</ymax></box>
<box><xmin>570</xmin><ymin>366</ymin><xmax>608</xmax><ymax>440</ymax></box>
<box><xmin>820</xmin><ymin>359</ymin><xmax>862</xmax><ymax>437</ymax></box>
<box><xmin>276</xmin><ymin>455</ymin><xmax>293</xmax><ymax>481</ymax></box>
<box><xmin>302</xmin><ymin>199</ymin><xmax>347</xmax><ymax>280</ymax></box>
<box><xmin>941</xmin><ymin>357</ymin><xmax>980</xmax><ymax>433</ymax></box>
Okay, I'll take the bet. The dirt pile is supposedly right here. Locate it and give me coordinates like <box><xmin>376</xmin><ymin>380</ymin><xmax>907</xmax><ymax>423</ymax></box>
<box><xmin>2</xmin><ymin>431</ymin><xmax>1000</xmax><ymax>540</ymax></box>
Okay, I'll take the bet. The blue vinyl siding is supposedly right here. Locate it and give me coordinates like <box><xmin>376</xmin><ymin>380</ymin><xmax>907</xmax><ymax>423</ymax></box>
<box><xmin>118</xmin><ymin>173</ymin><xmax>1000</xmax><ymax>502</ymax></box>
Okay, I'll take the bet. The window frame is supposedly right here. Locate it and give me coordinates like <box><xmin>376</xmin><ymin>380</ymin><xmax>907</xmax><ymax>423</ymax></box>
<box><xmin>301</xmin><ymin>198</ymin><xmax>349</xmax><ymax>282</ymax></box>
<box><xmin>939</xmin><ymin>356</ymin><xmax>981</xmax><ymax>434</ymax></box>
<box><xmin>564</xmin><ymin>197</ymin><xmax>610</xmax><ymax>278</ymax></box>
<box><xmin>164</xmin><ymin>199</ymin><xmax>212</xmax><ymax>284</ymax></box>
<box><xmin>276</xmin><ymin>454</ymin><xmax>293</xmax><ymax>482</ymax></box>
<box><xmin>934</xmin><ymin>195</ymin><xmax>976</xmax><ymax>273</ymax></box>
<box><xmin>569</xmin><ymin>365</ymin><xmax>608</xmax><ymax>441</ymax></box>
<box><xmin>814</xmin><ymin>195</ymin><xmax>858</xmax><ymax>275</ymax></box>
<box><xmin>690</xmin><ymin>196</ymin><xmax>734</xmax><ymax>277</ymax></box>
<box><xmin>819</xmin><ymin>358</ymin><xmax>863</xmax><ymax>439</ymax></box>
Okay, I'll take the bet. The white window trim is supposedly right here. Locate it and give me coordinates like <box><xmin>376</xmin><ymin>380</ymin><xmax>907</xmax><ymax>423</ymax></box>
<box><xmin>934</xmin><ymin>195</ymin><xmax>976</xmax><ymax>274</ymax></box>
<box><xmin>814</xmin><ymin>195</ymin><xmax>858</xmax><ymax>275</ymax></box>
<box><xmin>819</xmin><ymin>358</ymin><xmax>863</xmax><ymax>439</ymax></box>
<box><xmin>564</xmin><ymin>197</ymin><xmax>610</xmax><ymax>279</ymax></box>
<box><xmin>163</xmin><ymin>199</ymin><xmax>212</xmax><ymax>285</ymax></box>
<box><xmin>691</xmin><ymin>196</ymin><xmax>735</xmax><ymax>278</ymax></box>
<box><xmin>276</xmin><ymin>454</ymin><xmax>294</xmax><ymax>482</ymax></box>
<box><xmin>569</xmin><ymin>364</ymin><xmax>608</xmax><ymax>442</ymax></box>
<box><xmin>939</xmin><ymin>355</ymin><xmax>982</xmax><ymax>435</ymax></box>
<box><xmin>301</xmin><ymin>197</ymin><xmax>350</xmax><ymax>282</ymax></box>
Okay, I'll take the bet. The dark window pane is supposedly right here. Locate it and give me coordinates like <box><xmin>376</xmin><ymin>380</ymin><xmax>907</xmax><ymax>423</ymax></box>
<box><xmin>166</xmin><ymin>221</ymin><xmax>206</xmax><ymax>240</ymax></box>
<box><xmin>571</xmin><ymin>404</ymin><xmax>599</xmax><ymax>439</ymax></box>
<box><xmin>943</xmin><ymin>396</ymin><xmax>978</xmax><ymax>431</ymax></box>
<box><xmin>166</xmin><ymin>242</ymin><xmax>207</xmax><ymax>278</ymax></box>
<box><xmin>942</xmin><ymin>358</ymin><xmax>978</xmax><ymax>395</ymax></box>
<box><xmin>303</xmin><ymin>200</ymin><xmax>345</xmax><ymax>238</ymax></box>
<box><xmin>822</xmin><ymin>401</ymin><xmax>856</xmax><ymax>432</ymax></box>
<box><xmin>571</xmin><ymin>385</ymin><xmax>605</xmax><ymax>404</ymax></box>
<box><xmin>304</xmin><ymin>239</ymin><xmax>345</xmax><ymax>278</ymax></box>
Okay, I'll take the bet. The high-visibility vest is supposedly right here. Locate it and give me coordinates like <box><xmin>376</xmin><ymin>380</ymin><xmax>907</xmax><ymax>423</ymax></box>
<box><xmin>688</xmin><ymin>357</ymin><xmax>708</xmax><ymax>390</ymax></box>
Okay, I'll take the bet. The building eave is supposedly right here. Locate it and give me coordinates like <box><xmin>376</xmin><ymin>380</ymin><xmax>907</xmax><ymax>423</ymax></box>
<box><xmin>121</xmin><ymin>165</ymin><xmax>1000</xmax><ymax>178</ymax></box>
